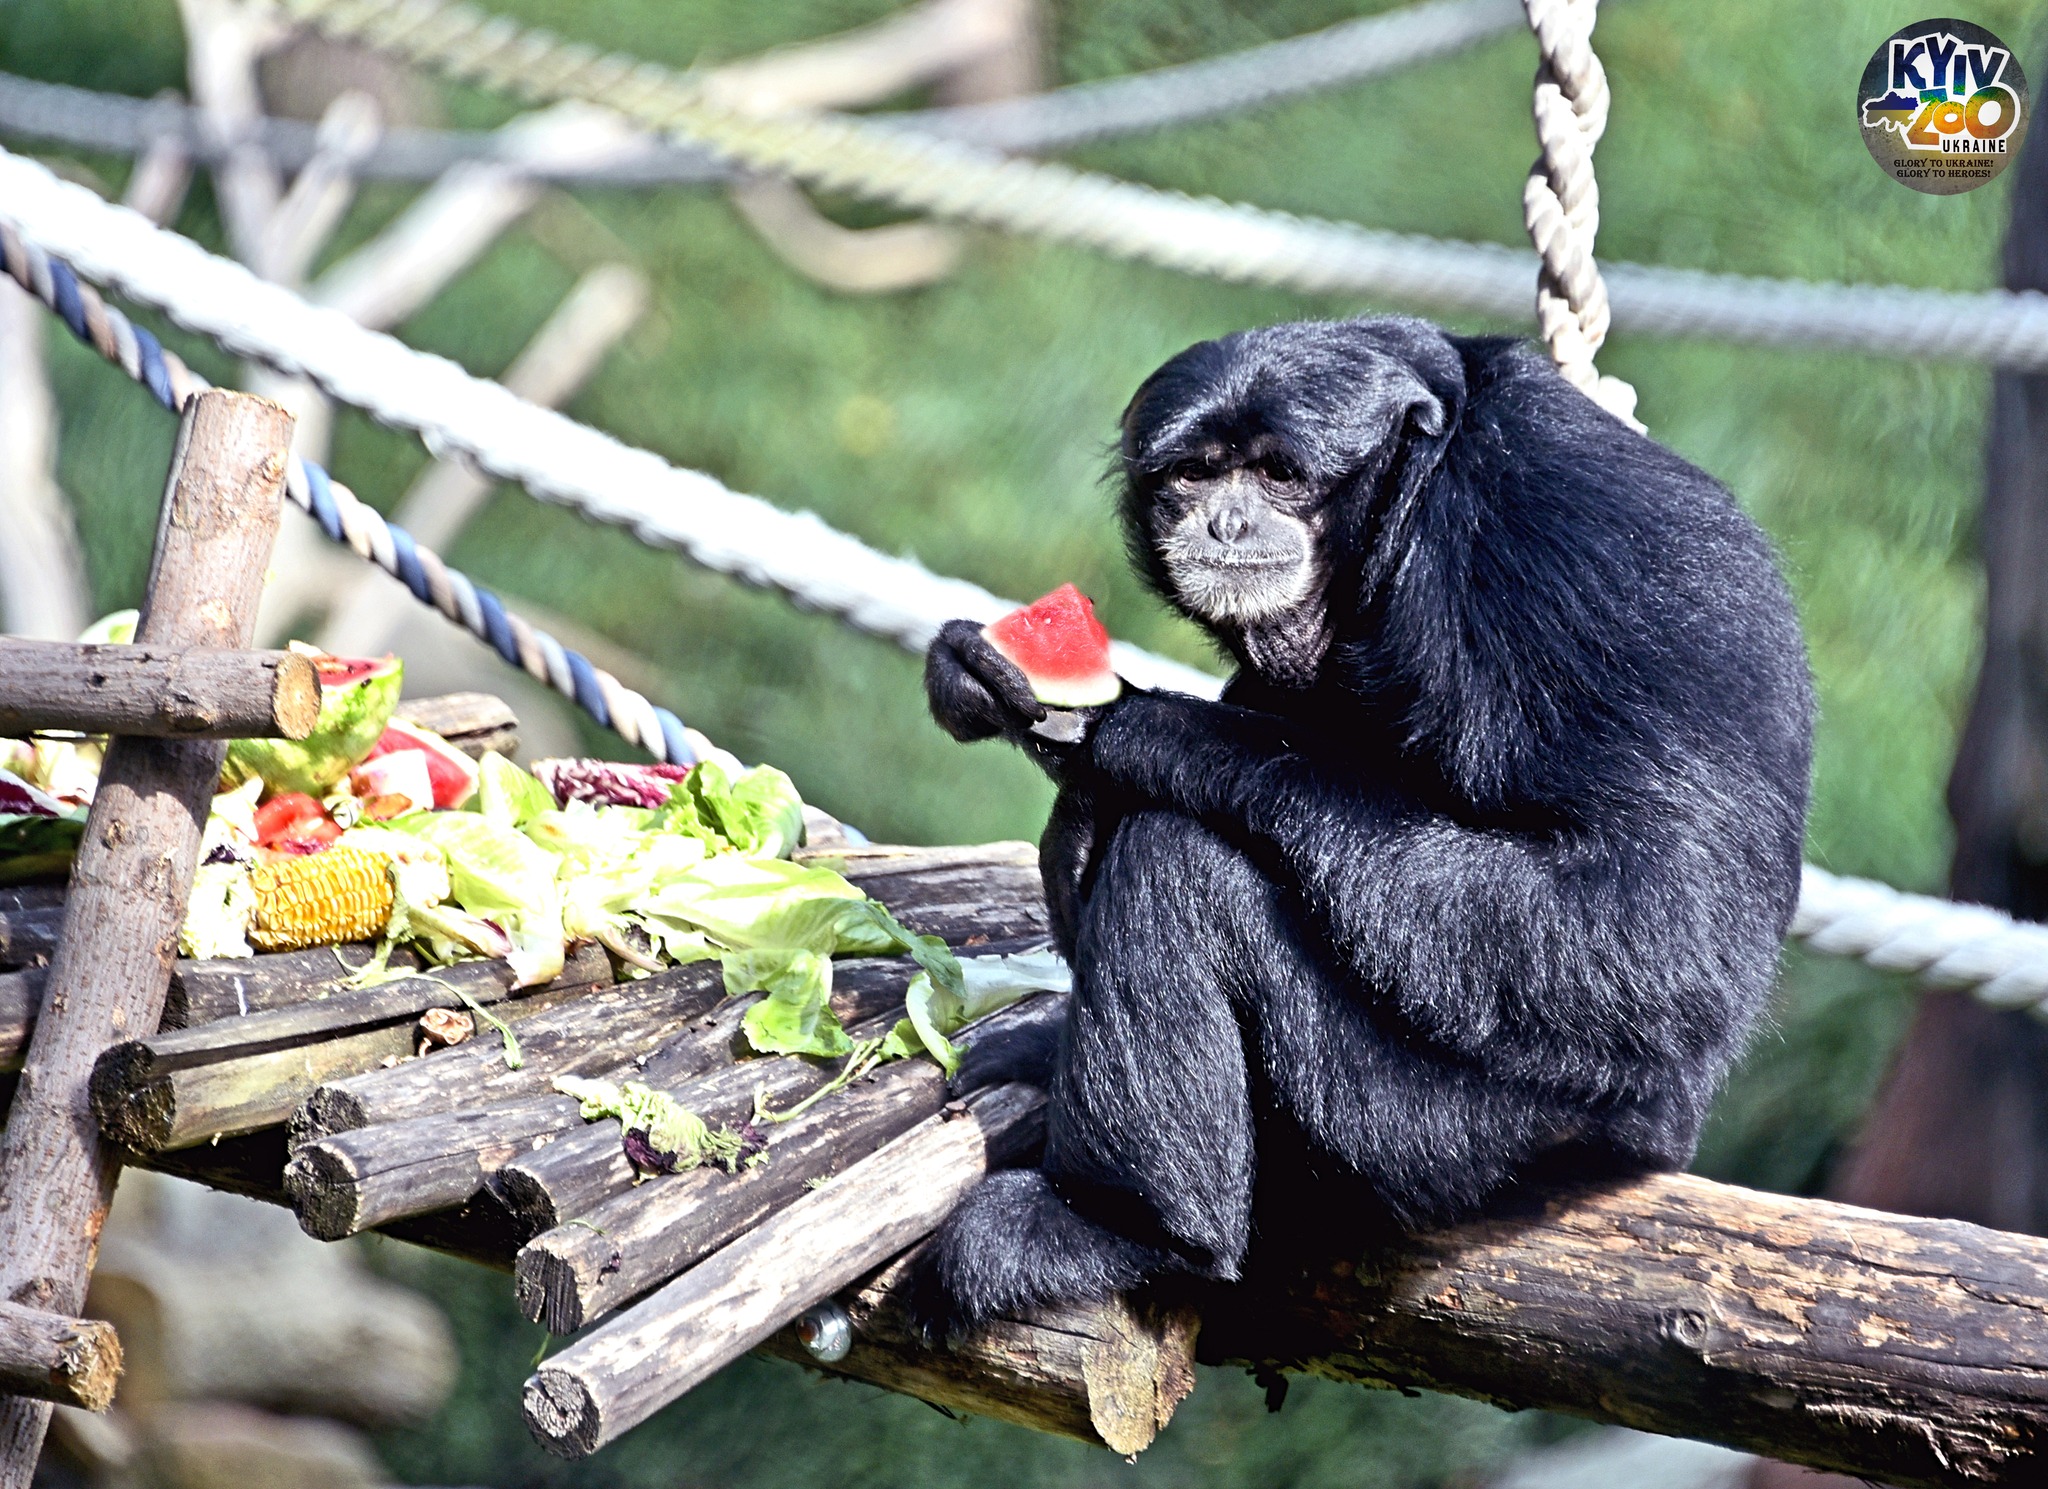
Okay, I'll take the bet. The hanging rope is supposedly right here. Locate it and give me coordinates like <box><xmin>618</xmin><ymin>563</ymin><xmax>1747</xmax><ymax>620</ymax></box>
<box><xmin>1520</xmin><ymin>0</ymin><xmax>1637</xmax><ymax>423</ymax></box>
<box><xmin>0</xmin><ymin>220</ymin><xmax>699</xmax><ymax>767</ymax></box>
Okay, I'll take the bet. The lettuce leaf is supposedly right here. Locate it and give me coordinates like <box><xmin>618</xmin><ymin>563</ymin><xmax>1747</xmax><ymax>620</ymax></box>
<box><xmin>724</xmin><ymin>947</ymin><xmax>850</xmax><ymax>1058</ymax></box>
<box><xmin>476</xmin><ymin>751</ymin><xmax>556</xmax><ymax>830</ymax></box>
<box><xmin>883</xmin><ymin>950</ymin><xmax>1073</xmax><ymax>1075</ymax></box>
<box><xmin>392</xmin><ymin>811</ymin><xmax>564</xmax><ymax>986</ymax></box>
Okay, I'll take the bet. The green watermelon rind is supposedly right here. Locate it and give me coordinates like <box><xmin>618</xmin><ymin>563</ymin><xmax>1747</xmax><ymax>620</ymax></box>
<box><xmin>225</xmin><ymin>655</ymin><xmax>404</xmax><ymax>796</ymax></box>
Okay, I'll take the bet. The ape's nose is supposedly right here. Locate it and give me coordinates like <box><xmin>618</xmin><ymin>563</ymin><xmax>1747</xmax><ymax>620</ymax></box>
<box><xmin>1209</xmin><ymin>505</ymin><xmax>1252</xmax><ymax>544</ymax></box>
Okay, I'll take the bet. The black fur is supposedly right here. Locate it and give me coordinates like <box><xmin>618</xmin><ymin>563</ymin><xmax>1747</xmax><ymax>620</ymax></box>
<box><xmin>916</xmin><ymin>317</ymin><xmax>1813</xmax><ymax>1339</ymax></box>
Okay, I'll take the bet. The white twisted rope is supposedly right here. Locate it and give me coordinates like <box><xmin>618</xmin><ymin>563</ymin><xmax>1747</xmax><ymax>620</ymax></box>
<box><xmin>1794</xmin><ymin>866</ymin><xmax>2048</xmax><ymax>1013</ymax></box>
<box><xmin>1520</xmin><ymin>0</ymin><xmax>1636</xmax><ymax>423</ymax></box>
<box><xmin>0</xmin><ymin>145</ymin><xmax>1217</xmax><ymax>700</ymax></box>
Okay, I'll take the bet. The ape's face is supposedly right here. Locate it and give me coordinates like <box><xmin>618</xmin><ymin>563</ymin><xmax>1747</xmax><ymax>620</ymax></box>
<box><xmin>1146</xmin><ymin>437</ymin><xmax>1320</xmax><ymax>626</ymax></box>
<box><xmin>1120</xmin><ymin>318</ymin><xmax>1456</xmax><ymax>684</ymax></box>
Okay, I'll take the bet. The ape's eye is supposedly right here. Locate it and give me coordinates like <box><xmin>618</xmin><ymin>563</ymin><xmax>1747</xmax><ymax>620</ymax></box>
<box><xmin>1167</xmin><ymin>459</ymin><xmax>1215</xmax><ymax>485</ymax></box>
<box><xmin>1252</xmin><ymin>455</ymin><xmax>1301</xmax><ymax>485</ymax></box>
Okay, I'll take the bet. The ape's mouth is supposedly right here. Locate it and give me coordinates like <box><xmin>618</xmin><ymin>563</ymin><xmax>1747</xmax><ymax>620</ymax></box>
<box><xmin>1166</xmin><ymin>552</ymin><xmax>1316</xmax><ymax>622</ymax></box>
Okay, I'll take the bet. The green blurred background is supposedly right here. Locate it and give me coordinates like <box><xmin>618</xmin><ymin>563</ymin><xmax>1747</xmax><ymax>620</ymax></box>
<box><xmin>7</xmin><ymin>0</ymin><xmax>2041</xmax><ymax>1482</ymax></box>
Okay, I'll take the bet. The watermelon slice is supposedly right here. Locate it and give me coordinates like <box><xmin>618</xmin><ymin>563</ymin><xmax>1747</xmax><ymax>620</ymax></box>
<box><xmin>362</xmin><ymin>720</ymin><xmax>480</xmax><ymax>810</ymax></box>
<box><xmin>225</xmin><ymin>647</ymin><xmax>403</xmax><ymax>797</ymax></box>
<box><xmin>982</xmin><ymin>584</ymin><xmax>1122</xmax><ymax>709</ymax></box>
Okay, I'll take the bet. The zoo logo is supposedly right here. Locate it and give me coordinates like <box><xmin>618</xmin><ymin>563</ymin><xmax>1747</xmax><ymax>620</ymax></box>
<box><xmin>1859</xmin><ymin>18</ymin><xmax>2028</xmax><ymax>195</ymax></box>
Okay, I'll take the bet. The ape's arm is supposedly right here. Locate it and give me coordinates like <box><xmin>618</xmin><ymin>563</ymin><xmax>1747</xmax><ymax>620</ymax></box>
<box><xmin>1083</xmin><ymin>690</ymin><xmax>1755</xmax><ymax>1096</ymax></box>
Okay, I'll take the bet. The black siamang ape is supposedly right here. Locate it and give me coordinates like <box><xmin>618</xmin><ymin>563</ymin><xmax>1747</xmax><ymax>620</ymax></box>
<box><xmin>915</xmin><ymin>316</ymin><xmax>1813</xmax><ymax>1339</ymax></box>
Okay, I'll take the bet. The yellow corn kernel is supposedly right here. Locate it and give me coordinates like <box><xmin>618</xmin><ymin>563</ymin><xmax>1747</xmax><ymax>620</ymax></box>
<box><xmin>249</xmin><ymin>846</ymin><xmax>395</xmax><ymax>951</ymax></box>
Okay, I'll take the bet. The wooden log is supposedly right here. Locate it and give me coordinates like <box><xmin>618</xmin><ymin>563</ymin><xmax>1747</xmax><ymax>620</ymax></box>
<box><xmin>100</xmin><ymin>942</ymin><xmax>609</xmax><ymax>1077</ymax></box>
<box><xmin>0</xmin><ymin>1301</ymin><xmax>121</xmax><ymax>1414</ymax></box>
<box><xmin>161</xmin><ymin>942</ymin><xmax>427</xmax><ymax>1029</ymax></box>
<box><xmin>289</xmin><ymin>963</ymin><xmax>730</xmax><ymax>1144</ymax></box>
<box><xmin>290</xmin><ymin>952</ymin><xmax>914</xmax><ymax>1145</ymax></box>
<box><xmin>286</xmin><ymin>1095</ymin><xmax>589</xmax><ymax>1242</ymax></box>
<box><xmin>757</xmin><ymin>1250</ymin><xmax>1197</xmax><ymax>1455</ymax></box>
<box><xmin>520</xmin><ymin>1082</ymin><xmax>1044</xmax><ymax>1459</ymax></box>
<box><xmin>501</xmin><ymin>984</ymin><xmax>1060</xmax><ymax>1254</ymax></box>
<box><xmin>806</xmin><ymin>841</ymin><xmax>1049</xmax><ymax>946</ymax></box>
<box><xmin>518</xmin><ymin>1058</ymin><xmax>950</xmax><ymax>1335</ymax></box>
<box><xmin>282</xmin><ymin>959</ymin><xmax>921</xmax><ymax>1237</ymax></box>
<box><xmin>491</xmin><ymin>1020</ymin><xmax>892</xmax><ymax>1240</ymax></box>
<box><xmin>0</xmin><ymin>907</ymin><xmax>59</xmax><ymax>969</ymax></box>
<box><xmin>0</xmin><ymin>641</ymin><xmax>319</xmax><ymax>739</ymax></box>
<box><xmin>391</xmin><ymin>692</ymin><xmax>518</xmax><ymax>761</ymax></box>
<box><xmin>93</xmin><ymin>979</ymin><xmax>590</xmax><ymax>1153</ymax></box>
<box><xmin>0</xmin><ymin>390</ymin><xmax>290</xmax><ymax>1488</ymax></box>
<box><xmin>1209</xmin><ymin>1173</ymin><xmax>2048</xmax><ymax>1488</ymax></box>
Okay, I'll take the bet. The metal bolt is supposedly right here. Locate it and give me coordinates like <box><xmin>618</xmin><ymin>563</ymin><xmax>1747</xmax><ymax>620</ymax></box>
<box><xmin>796</xmin><ymin>1300</ymin><xmax>853</xmax><ymax>1362</ymax></box>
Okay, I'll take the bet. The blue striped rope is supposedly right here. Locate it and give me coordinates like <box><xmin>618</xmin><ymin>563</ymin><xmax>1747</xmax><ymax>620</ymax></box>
<box><xmin>0</xmin><ymin>224</ymin><xmax>695</xmax><ymax>767</ymax></box>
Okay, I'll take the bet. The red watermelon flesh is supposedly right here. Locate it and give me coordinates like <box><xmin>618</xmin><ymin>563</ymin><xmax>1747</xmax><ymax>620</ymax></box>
<box><xmin>362</xmin><ymin>720</ymin><xmax>480</xmax><ymax>810</ymax></box>
<box><xmin>982</xmin><ymin>584</ymin><xmax>1121</xmax><ymax>709</ymax></box>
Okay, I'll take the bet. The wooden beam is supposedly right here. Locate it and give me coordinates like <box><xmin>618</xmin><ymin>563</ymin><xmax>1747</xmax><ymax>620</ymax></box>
<box><xmin>0</xmin><ymin>389</ymin><xmax>290</xmax><ymax>1486</ymax></box>
<box><xmin>0</xmin><ymin>1301</ymin><xmax>121</xmax><ymax>1414</ymax></box>
<box><xmin>0</xmin><ymin>641</ymin><xmax>318</xmax><ymax>739</ymax></box>
<box><xmin>779</xmin><ymin>1171</ymin><xmax>2048</xmax><ymax>1489</ymax></box>
<box><xmin>391</xmin><ymin>692</ymin><xmax>518</xmax><ymax>761</ymax></box>
<box><xmin>521</xmin><ymin>1082</ymin><xmax>1043</xmax><ymax>1459</ymax></box>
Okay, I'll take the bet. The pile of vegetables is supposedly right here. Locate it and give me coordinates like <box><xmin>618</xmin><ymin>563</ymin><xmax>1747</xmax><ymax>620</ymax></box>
<box><xmin>1</xmin><ymin>633</ymin><xmax>1068</xmax><ymax>1098</ymax></box>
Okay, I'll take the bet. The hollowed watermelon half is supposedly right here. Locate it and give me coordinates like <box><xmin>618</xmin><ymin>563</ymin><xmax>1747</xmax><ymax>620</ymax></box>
<box><xmin>982</xmin><ymin>584</ymin><xmax>1121</xmax><ymax>709</ymax></box>
<box><xmin>225</xmin><ymin>647</ymin><xmax>403</xmax><ymax>797</ymax></box>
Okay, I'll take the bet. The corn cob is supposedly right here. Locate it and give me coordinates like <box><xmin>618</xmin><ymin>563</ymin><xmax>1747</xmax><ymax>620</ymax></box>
<box><xmin>248</xmin><ymin>846</ymin><xmax>395</xmax><ymax>950</ymax></box>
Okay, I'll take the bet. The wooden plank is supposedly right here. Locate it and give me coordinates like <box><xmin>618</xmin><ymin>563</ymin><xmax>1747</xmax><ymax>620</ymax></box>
<box><xmin>0</xmin><ymin>390</ymin><xmax>291</xmax><ymax>1487</ymax></box>
<box><xmin>0</xmin><ymin>1301</ymin><xmax>121</xmax><ymax>1414</ymax></box>
<box><xmin>0</xmin><ymin>640</ymin><xmax>318</xmax><ymax>739</ymax></box>
<box><xmin>92</xmin><ymin>980</ymin><xmax>590</xmax><ymax>1153</ymax></box>
<box><xmin>162</xmin><ymin>942</ymin><xmax>428</xmax><ymax>1029</ymax></box>
<box><xmin>392</xmin><ymin>692</ymin><xmax>517</xmax><ymax>760</ymax></box>
<box><xmin>517</xmin><ymin>1058</ymin><xmax>949</xmax><ymax>1335</ymax></box>
<box><xmin>490</xmin><ymin>1024</ymin><xmax>887</xmax><ymax>1241</ymax></box>
<box><xmin>520</xmin><ymin>1083</ymin><xmax>1044</xmax><ymax>1459</ymax></box>
<box><xmin>289</xmin><ymin>963</ymin><xmax>731</xmax><ymax>1145</ymax></box>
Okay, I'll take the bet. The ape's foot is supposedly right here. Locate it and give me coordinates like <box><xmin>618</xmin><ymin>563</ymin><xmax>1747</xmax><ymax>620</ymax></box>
<box><xmin>907</xmin><ymin>1167</ymin><xmax>1171</xmax><ymax>1345</ymax></box>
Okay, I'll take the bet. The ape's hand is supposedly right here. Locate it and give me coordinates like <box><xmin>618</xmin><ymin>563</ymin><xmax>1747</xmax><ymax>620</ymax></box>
<box><xmin>925</xmin><ymin>619</ymin><xmax>1048</xmax><ymax>742</ymax></box>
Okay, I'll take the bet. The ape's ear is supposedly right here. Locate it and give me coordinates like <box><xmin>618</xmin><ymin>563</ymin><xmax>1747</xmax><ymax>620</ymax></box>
<box><xmin>1406</xmin><ymin>386</ymin><xmax>1447</xmax><ymax>438</ymax></box>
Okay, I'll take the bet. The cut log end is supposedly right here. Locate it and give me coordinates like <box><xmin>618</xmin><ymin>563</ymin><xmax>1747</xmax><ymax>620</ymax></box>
<box><xmin>270</xmin><ymin>651</ymin><xmax>321</xmax><ymax>739</ymax></box>
<box><xmin>0</xmin><ymin>1301</ymin><xmax>123</xmax><ymax>1413</ymax></box>
<box><xmin>513</xmin><ymin>1242</ymin><xmax>585</xmax><ymax>1337</ymax></box>
<box><xmin>281</xmin><ymin>1142</ymin><xmax>367</xmax><ymax>1242</ymax></box>
<box><xmin>87</xmin><ymin>1047</ymin><xmax>175</xmax><ymax>1154</ymax></box>
<box><xmin>288</xmin><ymin>1087</ymin><xmax>371</xmax><ymax>1149</ymax></box>
<box><xmin>524</xmin><ymin>1365</ymin><xmax>602</xmax><ymax>1459</ymax></box>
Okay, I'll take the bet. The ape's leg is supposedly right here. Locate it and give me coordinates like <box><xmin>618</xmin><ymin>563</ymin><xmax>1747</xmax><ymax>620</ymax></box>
<box><xmin>912</xmin><ymin>810</ymin><xmax>1269</xmax><ymax>1339</ymax></box>
<box><xmin>1252</xmin><ymin>951</ymin><xmax>1588</xmax><ymax>1229</ymax></box>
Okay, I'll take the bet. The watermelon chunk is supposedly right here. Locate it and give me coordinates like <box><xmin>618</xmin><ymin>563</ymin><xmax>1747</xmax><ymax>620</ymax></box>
<box><xmin>362</xmin><ymin>720</ymin><xmax>480</xmax><ymax>810</ymax></box>
<box><xmin>982</xmin><ymin>584</ymin><xmax>1121</xmax><ymax>709</ymax></box>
